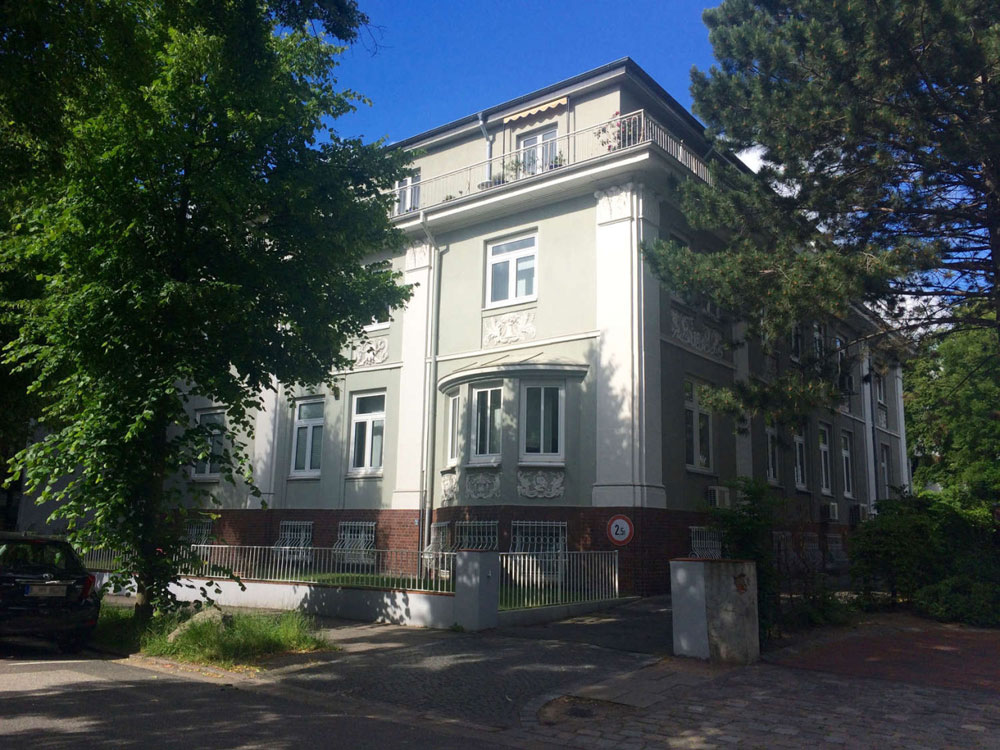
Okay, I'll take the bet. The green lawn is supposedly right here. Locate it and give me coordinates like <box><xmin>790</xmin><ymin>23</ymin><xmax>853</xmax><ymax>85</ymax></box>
<box><xmin>92</xmin><ymin>604</ymin><xmax>331</xmax><ymax>669</ymax></box>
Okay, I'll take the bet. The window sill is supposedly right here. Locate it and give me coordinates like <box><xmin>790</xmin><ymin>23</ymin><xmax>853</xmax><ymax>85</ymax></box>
<box><xmin>685</xmin><ymin>466</ymin><xmax>717</xmax><ymax>477</ymax></box>
<box><xmin>191</xmin><ymin>475</ymin><xmax>221</xmax><ymax>483</ymax></box>
<box><xmin>288</xmin><ymin>473</ymin><xmax>321</xmax><ymax>481</ymax></box>
<box><xmin>466</xmin><ymin>459</ymin><xmax>501</xmax><ymax>469</ymax></box>
<box><xmin>519</xmin><ymin>460</ymin><xmax>565</xmax><ymax>468</ymax></box>
<box><xmin>795</xmin><ymin>484</ymin><xmax>809</xmax><ymax>493</ymax></box>
<box><xmin>346</xmin><ymin>471</ymin><xmax>383</xmax><ymax>480</ymax></box>
<box><xmin>441</xmin><ymin>464</ymin><xmax>458</xmax><ymax>474</ymax></box>
<box><xmin>821</xmin><ymin>490</ymin><xmax>834</xmax><ymax>497</ymax></box>
<box><xmin>483</xmin><ymin>297</ymin><xmax>537</xmax><ymax>313</ymax></box>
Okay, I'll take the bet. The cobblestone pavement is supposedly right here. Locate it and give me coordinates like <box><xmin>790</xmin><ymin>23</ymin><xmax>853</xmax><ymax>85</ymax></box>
<box><xmin>511</xmin><ymin>615</ymin><xmax>1000</xmax><ymax>749</ymax></box>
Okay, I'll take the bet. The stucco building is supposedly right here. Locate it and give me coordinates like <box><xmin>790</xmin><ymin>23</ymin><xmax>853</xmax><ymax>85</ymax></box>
<box><xmin>184</xmin><ymin>59</ymin><xmax>910</xmax><ymax>594</ymax></box>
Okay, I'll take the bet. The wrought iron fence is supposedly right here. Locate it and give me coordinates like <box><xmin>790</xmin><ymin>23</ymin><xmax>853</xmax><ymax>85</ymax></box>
<box><xmin>498</xmin><ymin>550</ymin><xmax>618</xmax><ymax>610</ymax></box>
<box><xmin>392</xmin><ymin>109</ymin><xmax>712</xmax><ymax>215</ymax></box>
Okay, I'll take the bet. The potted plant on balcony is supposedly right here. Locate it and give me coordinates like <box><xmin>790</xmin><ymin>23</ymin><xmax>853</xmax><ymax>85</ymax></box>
<box><xmin>547</xmin><ymin>152</ymin><xmax>566</xmax><ymax>170</ymax></box>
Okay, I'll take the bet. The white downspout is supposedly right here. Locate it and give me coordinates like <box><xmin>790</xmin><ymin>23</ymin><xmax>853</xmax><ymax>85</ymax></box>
<box><xmin>478</xmin><ymin>111</ymin><xmax>494</xmax><ymax>182</ymax></box>
<box><xmin>418</xmin><ymin>211</ymin><xmax>442</xmax><ymax>551</ymax></box>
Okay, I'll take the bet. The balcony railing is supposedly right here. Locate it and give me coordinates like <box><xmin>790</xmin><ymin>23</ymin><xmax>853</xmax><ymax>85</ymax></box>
<box><xmin>392</xmin><ymin>109</ymin><xmax>712</xmax><ymax>216</ymax></box>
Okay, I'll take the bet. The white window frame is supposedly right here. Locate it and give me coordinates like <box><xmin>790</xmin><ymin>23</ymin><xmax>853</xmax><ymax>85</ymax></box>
<box><xmin>516</xmin><ymin>126</ymin><xmax>558</xmax><ymax>176</ymax></box>
<box><xmin>765</xmin><ymin>425</ymin><xmax>780</xmax><ymax>484</ymax></box>
<box><xmin>880</xmin><ymin>443</ymin><xmax>892</xmax><ymax>492</ymax></box>
<box><xmin>349</xmin><ymin>391</ymin><xmax>386</xmax><ymax>476</ymax></box>
<box><xmin>394</xmin><ymin>169</ymin><xmax>420</xmax><ymax>215</ymax></box>
<box><xmin>793</xmin><ymin>426</ymin><xmax>808</xmax><ymax>490</ymax></box>
<box><xmin>364</xmin><ymin>310</ymin><xmax>391</xmax><ymax>333</ymax></box>
<box><xmin>818</xmin><ymin>423</ymin><xmax>833</xmax><ymax>495</ymax></box>
<box><xmin>471</xmin><ymin>385</ymin><xmax>502</xmax><ymax>464</ymax></box>
<box><xmin>519</xmin><ymin>381</ymin><xmax>565</xmax><ymax>464</ymax></box>
<box><xmin>290</xmin><ymin>398</ymin><xmax>324</xmax><ymax>477</ymax></box>
<box><xmin>446</xmin><ymin>393</ymin><xmax>461</xmax><ymax>466</ymax></box>
<box><xmin>193</xmin><ymin>410</ymin><xmax>225</xmax><ymax>479</ymax></box>
<box><xmin>684</xmin><ymin>380</ymin><xmax>713</xmax><ymax>472</ymax></box>
<box><xmin>812</xmin><ymin>322</ymin><xmax>825</xmax><ymax>361</ymax></box>
<box><xmin>875</xmin><ymin>372</ymin><xmax>886</xmax><ymax>404</ymax></box>
<box><xmin>841</xmin><ymin>430</ymin><xmax>854</xmax><ymax>498</ymax></box>
<box><xmin>485</xmin><ymin>234</ymin><xmax>538</xmax><ymax>309</ymax></box>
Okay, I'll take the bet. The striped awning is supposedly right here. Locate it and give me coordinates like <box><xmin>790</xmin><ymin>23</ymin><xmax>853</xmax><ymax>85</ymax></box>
<box><xmin>502</xmin><ymin>96</ymin><xmax>567</xmax><ymax>124</ymax></box>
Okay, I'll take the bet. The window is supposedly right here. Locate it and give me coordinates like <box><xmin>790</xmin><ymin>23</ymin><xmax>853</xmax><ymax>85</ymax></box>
<box><xmin>835</xmin><ymin>335</ymin><xmax>855</xmax><ymax>404</ymax></box>
<box><xmin>510</xmin><ymin>520</ymin><xmax>567</xmax><ymax>553</ymax></box>
<box><xmin>350</xmin><ymin>392</ymin><xmax>385</xmax><ymax>474</ymax></box>
<box><xmin>766</xmin><ymin>425</ymin><xmax>780</xmax><ymax>484</ymax></box>
<box><xmin>447</xmin><ymin>394</ymin><xmax>461</xmax><ymax>465</ymax></box>
<box><xmin>291</xmin><ymin>399</ymin><xmax>324</xmax><ymax>475</ymax></box>
<box><xmin>819</xmin><ymin>423</ymin><xmax>833</xmax><ymax>494</ymax></box>
<box><xmin>880</xmin><ymin>443</ymin><xmax>892</xmax><ymax>492</ymax></box>
<box><xmin>841</xmin><ymin>431</ymin><xmax>854</xmax><ymax>497</ymax></box>
<box><xmin>364</xmin><ymin>308</ymin><xmax>391</xmax><ymax>332</ymax></box>
<box><xmin>875</xmin><ymin>373</ymin><xmax>886</xmax><ymax>404</ymax></box>
<box><xmin>455</xmin><ymin>520</ymin><xmax>498</xmax><ymax>550</ymax></box>
<box><xmin>521</xmin><ymin>383</ymin><xmax>564</xmax><ymax>461</ymax></box>
<box><xmin>487</xmin><ymin>235</ymin><xmax>536</xmax><ymax>307</ymax></box>
<box><xmin>394</xmin><ymin>169</ymin><xmax>420</xmax><ymax>214</ymax></box>
<box><xmin>333</xmin><ymin>521</ymin><xmax>375</xmax><ymax>564</ymax></box>
<box><xmin>472</xmin><ymin>386</ymin><xmax>502</xmax><ymax>461</ymax></box>
<box><xmin>794</xmin><ymin>426</ymin><xmax>808</xmax><ymax>490</ymax></box>
<box><xmin>185</xmin><ymin>519</ymin><xmax>213</xmax><ymax>545</ymax></box>
<box><xmin>790</xmin><ymin>324</ymin><xmax>803</xmax><ymax>361</ymax></box>
<box><xmin>275</xmin><ymin>520</ymin><xmax>313</xmax><ymax>549</ymax></box>
<box><xmin>812</xmin><ymin>322</ymin><xmax>825</xmax><ymax>360</ymax></box>
<box><xmin>193</xmin><ymin>410</ymin><xmax>225</xmax><ymax>477</ymax></box>
<box><xmin>517</xmin><ymin>127</ymin><xmax>558</xmax><ymax>175</ymax></box>
<box><xmin>684</xmin><ymin>380</ymin><xmax>712</xmax><ymax>471</ymax></box>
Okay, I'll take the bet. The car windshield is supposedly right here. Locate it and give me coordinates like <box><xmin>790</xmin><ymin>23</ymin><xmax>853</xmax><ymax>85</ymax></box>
<box><xmin>0</xmin><ymin>540</ymin><xmax>85</xmax><ymax>575</ymax></box>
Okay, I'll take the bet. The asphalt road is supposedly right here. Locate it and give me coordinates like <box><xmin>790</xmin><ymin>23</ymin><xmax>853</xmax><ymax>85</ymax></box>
<box><xmin>0</xmin><ymin>638</ymin><xmax>526</xmax><ymax>749</ymax></box>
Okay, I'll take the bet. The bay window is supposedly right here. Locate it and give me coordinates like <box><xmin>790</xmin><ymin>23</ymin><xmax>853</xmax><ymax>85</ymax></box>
<box><xmin>520</xmin><ymin>382</ymin><xmax>564</xmax><ymax>462</ymax></box>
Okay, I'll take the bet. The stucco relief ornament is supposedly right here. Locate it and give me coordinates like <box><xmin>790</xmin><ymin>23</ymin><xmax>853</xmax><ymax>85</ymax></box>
<box><xmin>483</xmin><ymin>311</ymin><xmax>536</xmax><ymax>348</ymax></box>
<box><xmin>594</xmin><ymin>183</ymin><xmax>633</xmax><ymax>224</ymax></box>
<box><xmin>354</xmin><ymin>337</ymin><xmax>389</xmax><ymax>368</ymax></box>
<box><xmin>671</xmin><ymin>312</ymin><xmax>725</xmax><ymax>359</ymax></box>
<box><xmin>465</xmin><ymin>471</ymin><xmax>500</xmax><ymax>500</ymax></box>
<box><xmin>441</xmin><ymin>473</ymin><xmax>458</xmax><ymax>503</ymax></box>
<box><xmin>517</xmin><ymin>469</ymin><xmax>565</xmax><ymax>499</ymax></box>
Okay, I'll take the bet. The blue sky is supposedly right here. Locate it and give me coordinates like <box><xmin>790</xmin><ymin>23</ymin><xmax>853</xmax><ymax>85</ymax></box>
<box><xmin>333</xmin><ymin>1</ymin><xmax>718</xmax><ymax>145</ymax></box>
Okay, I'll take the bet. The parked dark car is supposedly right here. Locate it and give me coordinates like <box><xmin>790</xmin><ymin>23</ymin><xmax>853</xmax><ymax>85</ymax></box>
<box><xmin>0</xmin><ymin>533</ymin><xmax>100</xmax><ymax>652</ymax></box>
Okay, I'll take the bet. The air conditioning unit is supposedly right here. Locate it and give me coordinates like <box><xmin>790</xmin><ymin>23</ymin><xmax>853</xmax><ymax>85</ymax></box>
<box><xmin>706</xmin><ymin>486</ymin><xmax>731</xmax><ymax>509</ymax></box>
<box><xmin>821</xmin><ymin>502</ymin><xmax>839</xmax><ymax>522</ymax></box>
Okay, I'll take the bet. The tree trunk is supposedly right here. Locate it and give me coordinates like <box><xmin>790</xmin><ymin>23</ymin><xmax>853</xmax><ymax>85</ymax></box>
<box><xmin>132</xmin><ymin>410</ymin><xmax>171</xmax><ymax>625</ymax></box>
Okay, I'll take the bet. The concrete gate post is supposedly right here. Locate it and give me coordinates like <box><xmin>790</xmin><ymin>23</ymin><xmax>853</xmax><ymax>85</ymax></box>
<box><xmin>454</xmin><ymin>550</ymin><xmax>500</xmax><ymax>632</ymax></box>
<box><xmin>670</xmin><ymin>558</ymin><xmax>760</xmax><ymax>664</ymax></box>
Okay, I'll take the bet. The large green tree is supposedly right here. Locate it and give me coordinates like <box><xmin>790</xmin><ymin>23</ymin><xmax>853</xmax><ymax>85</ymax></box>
<box><xmin>646</xmin><ymin>0</ymin><xmax>1000</xmax><ymax>415</ymax></box>
<box><xmin>0</xmin><ymin>0</ymin><xmax>410</xmax><ymax>617</ymax></box>
<box><xmin>905</xmin><ymin>318</ymin><xmax>1000</xmax><ymax>505</ymax></box>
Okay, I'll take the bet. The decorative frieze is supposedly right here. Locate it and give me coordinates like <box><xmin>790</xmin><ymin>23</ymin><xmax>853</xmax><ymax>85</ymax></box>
<box><xmin>671</xmin><ymin>310</ymin><xmax>725</xmax><ymax>359</ymax></box>
<box><xmin>482</xmin><ymin>311</ymin><xmax>537</xmax><ymax>348</ymax></box>
<box><xmin>354</xmin><ymin>337</ymin><xmax>389</xmax><ymax>368</ymax></box>
<box><xmin>465</xmin><ymin>471</ymin><xmax>500</xmax><ymax>500</ymax></box>
<box><xmin>517</xmin><ymin>469</ymin><xmax>565</xmax><ymax>499</ymax></box>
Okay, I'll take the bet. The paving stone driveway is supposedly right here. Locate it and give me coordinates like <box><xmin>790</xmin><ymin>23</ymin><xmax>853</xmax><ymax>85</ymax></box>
<box><xmin>513</xmin><ymin>613</ymin><xmax>1000</xmax><ymax>749</ymax></box>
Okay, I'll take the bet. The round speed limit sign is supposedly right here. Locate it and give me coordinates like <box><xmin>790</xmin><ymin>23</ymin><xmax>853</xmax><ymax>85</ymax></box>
<box><xmin>606</xmin><ymin>514</ymin><xmax>634</xmax><ymax>546</ymax></box>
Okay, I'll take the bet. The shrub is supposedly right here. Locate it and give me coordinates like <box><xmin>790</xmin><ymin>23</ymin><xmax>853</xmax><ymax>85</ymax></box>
<box><xmin>913</xmin><ymin>576</ymin><xmax>1000</xmax><ymax>628</ymax></box>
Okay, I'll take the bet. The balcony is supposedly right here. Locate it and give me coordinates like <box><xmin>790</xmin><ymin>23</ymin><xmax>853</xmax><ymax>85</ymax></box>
<box><xmin>392</xmin><ymin>109</ymin><xmax>713</xmax><ymax>216</ymax></box>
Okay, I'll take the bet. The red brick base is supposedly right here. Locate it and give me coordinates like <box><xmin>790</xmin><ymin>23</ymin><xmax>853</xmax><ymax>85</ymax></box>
<box><xmin>210</xmin><ymin>506</ymin><xmax>709</xmax><ymax>596</ymax></box>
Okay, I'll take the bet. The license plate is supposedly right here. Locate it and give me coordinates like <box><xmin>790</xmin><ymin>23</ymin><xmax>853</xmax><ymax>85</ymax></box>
<box><xmin>26</xmin><ymin>585</ymin><xmax>67</xmax><ymax>598</ymax></box>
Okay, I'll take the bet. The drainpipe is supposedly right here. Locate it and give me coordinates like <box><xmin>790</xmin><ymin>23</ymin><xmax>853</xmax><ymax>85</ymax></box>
<box><xmin>418</xmin><ymin>211</ymin><xmax>443</xmax><ymax>553</ymax></box>
<box><xmin>478</xmin><ymin>111</ymin><xmax>493</xmax><ymax>181</ymax></box>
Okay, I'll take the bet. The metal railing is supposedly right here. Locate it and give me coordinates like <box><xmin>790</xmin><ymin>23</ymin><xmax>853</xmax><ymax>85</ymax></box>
<box><xmin>81</xmin><ymin>545</ymin><xmax>455</xmax><ymax>594</ymax></box>
<box><xmin>499</xmin><ymin>550</ymin><xmax>618</xmax><ymax>610</ymax></box>
<box><xmin>392</xmin><ymin>109</ymin><xmax>712</xmax><ymax>215</ymax></box>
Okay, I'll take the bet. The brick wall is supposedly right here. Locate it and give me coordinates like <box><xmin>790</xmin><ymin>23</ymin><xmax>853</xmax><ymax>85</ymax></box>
<box><xmin>214</xmin><ymin>508</ymin><xmax>419</xmax><ymax>550</ymax></box>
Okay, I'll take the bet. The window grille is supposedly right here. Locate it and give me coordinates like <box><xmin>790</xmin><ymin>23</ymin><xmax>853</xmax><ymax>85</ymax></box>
<box><xmin>274</xmin><ymin>520</ymin><xmax>313</xmax><ymax>548</ymax></box>
<box><xmin>826</xmin><ymin>534</ymin><xmax>849</xmax><ymax>568</ymax></box>
<box><xmin>454</xmin><ymin>521</ymin><xmax>498</xmax><ymax>550</ymax></box>
<box><xmin>510</xmin><ymin>521</ymin><xmax>567</xmax><ymax>553</ymax></box>
<box><xmin>185</xmin><ymin>519</ymin><xmax>213</xmax><ymax>545</ymax></box>
<box><xmin>424</xmin><ymin>522</ymin><xmax>451</xmax><ymax>554</ymax></box>
<box><xmin>803</xmin><ymin>532</ymin><xmax>822</xmax><ymax>568</ymax></box>
<box><xmin>689</xmin><ymin>526</ymin><xmax>722</xmax><ymax>559</ymax></box>
<box><xmin>333</xmin><ymin>521</ymin><xmax>376</xmax><ymax>564</ymax></box>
